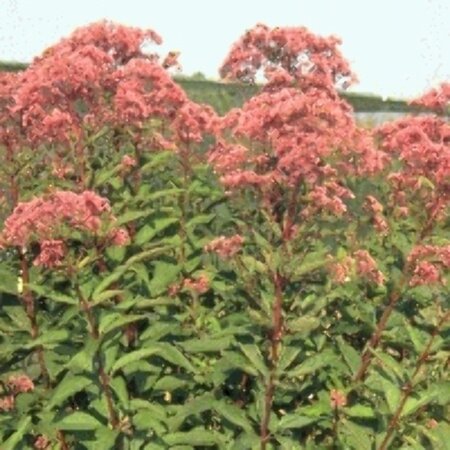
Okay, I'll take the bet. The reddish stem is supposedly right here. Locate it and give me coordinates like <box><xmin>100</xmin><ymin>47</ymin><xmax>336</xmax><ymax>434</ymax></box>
<box><xmin>354</xmin><ymin>199</ymin><xmax>440</xmax><ymax>381</ymax></box>
<box><xmin>75</xmin><ymin>283</ymin><xmax>119</xmax><ymax>428</ymax></box>
<box><xmin>260</xmin><ymin>271</ymin><xmax>284</xmax><ymax>449</ymax></box>
<box><xmin>377</xmin><ymin>309</ymin><xmax>449</xmax><ymax>450</ymax></box>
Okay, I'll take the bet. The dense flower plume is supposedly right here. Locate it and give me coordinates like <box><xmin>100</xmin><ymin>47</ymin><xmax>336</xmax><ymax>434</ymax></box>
<box><xmin>219</xmin><ymin>23</ymin><xmax>355</xmax><ymax>94</ymax></box>
<box><xmin>209</xmin><ymin>87</ymin><xmax>385</xmax><ymax>200</ymax></box>
<box><xmin>113</xmin><ymin>58</ymin><xmax>187</xmax><ymax>125</ymax></box>
<box><xmin>5</xmin><ymin>21</ymin><xmax>216</xmax><ymax>150</ymax></box>
<box><xmin>8</xmin><ymin>21</ymin><xmax>162</xmax><ymax>144</ymax></box>
<box><xmin>0</xmin><ymin>72</ymin><xmax>20</xmax><ymax>150</ymax></box>
<box><xmin>375</xmin><ymin>115</ymin><xmax>450</xmax><ymax>218</ymax></box>
<box><xmin>407</xmin><ymin>244</ymin><xmax>450</xmax><ymax>287</ymax></box>
<box><xmin>0</xmin><ymin>190</ymin><xmax>128</xmax><ymax>267</ymax></box>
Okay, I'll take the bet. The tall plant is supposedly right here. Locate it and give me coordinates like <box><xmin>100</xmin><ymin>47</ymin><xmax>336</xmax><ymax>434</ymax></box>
<box><xmin>0</xmin><ymin>21</ymin><xmax>448</xmax><ymax>450</ymax></box>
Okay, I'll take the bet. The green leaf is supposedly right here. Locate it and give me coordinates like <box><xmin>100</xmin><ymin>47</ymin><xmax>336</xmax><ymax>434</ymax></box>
<box><xmin>48</xmin><ymin>374</ymin><xmax>92</xmax><ymax>409</ymax></box>
<box><xmin>110</xmin><ymin>376</ymin><xmax>129</xmax><ymax>408</ymax></box>
<box><xmin>287</xmin><ymin>316</ymin><xmax>321</xmax><ymax>334</ymax></box>
<box><xmin>115</xmin><ymin>209</ymin><xmax>151</xmax><ymax>226</ymax></box>
<box><xmin>214</xmin><ymin>400</ymin><xmax>254</xmax><ymax>433</ymax></box>
<box><xmin>336</xmin><ymin>337</ymin><xmax>361</xmax><ymax>376</ymax></box>
<box><xmin>133</xmin><ymin>410</ymin><xmax>167</xmax><ymax>434</ymax></box>
<box><xmin>1</xmin><ymin>415</ymin><xmax>31</xmax><ymax>450</ymax></box>
<box><xmin>134</xmin><ymin>218</ymin><xmax>179</xmax><ymax>245</ymax></box>
<box><xmin>379</xmin><ymin>377</ymin><xmax>401</xmax><ymax>414</ymax></box>
<box><xmin>140</xmin><ymin>151</ymin><xmax>173</xmax><ymax>174</ymax></box>
<box><xmin>66</xmin><ymin>337</ymin><xmax>99</xmax><ymax>373</ymax></box>
<box><xmin>163</xmin><ymin>429</ymin><xmax>223</xmax><ymax>446</ymax></box>
<box><xmin>186</xmin><ymin>214</ymin><xmax>216</xmax><ymax>231</ymax></box>
<box><xmin>106</xmin><ymin>245</ymin><xmax>126</xmax><ymax>263</ymax></box>
<box><xmin>288</xmin><ymin>350</ymin><xmax>336</xmax><ymax>378</ymax></box>
<box><xmin>239</xmin><ymin>344</ymin><xmax>268</xmax><ymax>377</ymax></box>
<box><xmin>99</xmin><ymin>312</ymin><xmax>145</xmax><ymax>336</ymax></box>
<box><xmin>168</xmin><ymin>394</ymin><xmax>215</xmax><ymax>431</ymax></box>
<box><xmin>278</xmin><ymin>346</ymin><xmax>301</xmax><ymax>372</ymax></box>
<box><xmin>277</xmin><ymin>414</ymin><xmax>319</xmax><ymax>431</ymax></box>
<box><xmin>344</xmin><ymin>404</ymin><xmax>375</xmax><ymax>418</ymax></box>
<box><xmin>155</xmin><ymin>343</ymin><xmax>196</xmax><ymax>373</ymax></box>
<box><xmin>27</xmin><ymin>283</ymin><xmax>76</xmax><ymax>305</ymax></box>
<box><xmin>180</xmin><ymin>336</ymin><xmax>233</xmax><ymax>353</ymax></box>
<box><xmin>370</xmin><ymin>348</ymin><xmax>405</xmax><ymax>380</ymax></box>
<box><xmin>94</xmin><ymin>427</ymin><xmax>119</xmax><ymax>449</ymax></box>
<box><xmin>93</xmin><ymin>246</ymin><xmax>172</xmax><ymax>297</ymax></box>
<box><xmin>339</xmin><ymin>419</ymin><xmax>373</xmax><ymax>450</ymax></box>
<box><xmin>405</xmin><ymin>321</ymin><xmax>427</xmax><ymax>353</ymax></box>
<box><xmin>57</xmin><ymin>411</ymin><xmax>103</xmax><ymax>430</ymax></box>
<box><xmin>91</xmin><ymin>289</ymin><xmax>124</xmax><ymax>307</ymax></box>
<box><xmin>0</xmin><ymin>267</ymin><xmax>18</xmax><ymax>295</ymax></box>
<box><xmin>111</xmin><ymin>348</ymin><xmax>159</xmax><ymax>374</ymax></box>
<box><xmin>401</xmin><ymin>383</ymin><xmax>450</xmax><ymax>417</ymax></box>
<box><xmin>111</xmin><ymin>343</ymin><xmax>195</xmax><ymax>375</ymax></box>
<box><xmin>153</xmin><ymin>376</ymin><xmax>188</xmax><ymax>391</ymax></box>
<box><xmin>148</xmin><ymin>261</ymin><xmax>181</xmax><ymax>295</ymax></box>
<box><xmin>24</xmin><ymin>329</ymin><xmax>70</xmax><ymax>349</ymax></box>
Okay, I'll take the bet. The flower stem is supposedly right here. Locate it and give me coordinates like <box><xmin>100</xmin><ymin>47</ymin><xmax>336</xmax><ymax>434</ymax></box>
<box><xmin>377</xmin><ymin>308</ymin><xmax>449</xmax><ymax>450</ymax></box>
<box><xmin>75</xmin><ymin>283</ymin><xmax>119</xmax><ymax>428</ymax></box>
<box><xmin>260</xmin><ymin>271</ymin><xmax>284</xmax><ymax>449</ymax></box>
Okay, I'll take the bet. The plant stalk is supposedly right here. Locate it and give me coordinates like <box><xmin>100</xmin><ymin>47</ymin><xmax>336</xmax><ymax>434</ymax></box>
<box><xmin>260</xmin><ymin>271</ymin><xmax>284</xmax><ymax>449</ymax></box>
<box><xmin>377</xmin><ymin>308</ymin><xmax>449</xmax><ymax>450</ymax></box>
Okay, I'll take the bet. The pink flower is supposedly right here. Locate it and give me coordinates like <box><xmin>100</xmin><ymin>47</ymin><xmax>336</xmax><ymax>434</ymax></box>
<box><xmin>34</xmin><ymin>435</ymin><xmax>51</xmax><ymax>450</ymax></box>
<box><xmin>354</xmin><ymin>250</ymin><xmax>385</xmax><ymax>285</ymax></box>
<box><xmin>182</xmin><ymin>275</ymin><xmax>209</xmax><ymax>294</ymax></box>
<box><xmin>33</xmin><ymin>240</ymin><xmax>65</xmax><ymax>268</ymax></box>
<box><xmin>329</xmin><ymin>256</ymin><xmax>353</xmax><ymax>284</ymax></box>
<box><xmin>7</xmin><ymin>374</ymin><xmax>34</xmax><ymax>393</ymax></box>
<box><xmin>162</xmin><ymin>51</ymin><xmax>181</xmax><ymax>70</ymax></box>
<box><xmin>110</xmin><ymin>228</ymin><xmax>130</xmax><ymax>246</ymax></box>
<box><xmin>121</xmin><ymin>154</ymin><xmax>137</xmax><ymax>169</ymax></box>
<box><xmin>220</xmin><ymin>24</ymin><xmax>355</xmax><ymax>94</ymax></box>
<box><xmin>0</xmin><ymin>395</ymin><xmax>15</xmax><ymax>411</ymax></box>
<box><xmin>410</xmin><ymin>261</ymin><xmax>441</xmax><ymax>287</ymax></box>
<box><xmin>0</xmin><ymin>191</ymin><xmax>125</xmax><ymax>255</ymax></box>
<box><xmin>204</xmin><ymin>235</ymin><xmax>244</xmax><ymax>259</ymax></box>
<box><xmin>330</xmin><ymin>389</ymin><xmax>347</xmax><ymax>408</ymax></box>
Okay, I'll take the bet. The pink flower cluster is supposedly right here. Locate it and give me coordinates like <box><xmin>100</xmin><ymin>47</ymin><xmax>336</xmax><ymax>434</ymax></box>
<box><xmin>113</xmin><ymin>58</ymin><xmax>186</xmax><ymax>125</ymax></box>
<box><xmin>219</xmin><ymin>24</ymin><xmax>355</xmax><ymax>94</ymax></box>
<box><xmin>365</xmin><ymin>195</ymin><xmax>389</xmax><ymax>235</ymax></box>
<box><xmin>0</xmin><ymin>190</ymin><xmax>129</xmax><ymax>267</ymax></box>
<box><xmin>407</xmin><ymin>244</ymin><xmax>450</xmax><ymax>287</ymax></box>
<box><xmin>204</xmin><ymin>235</ymin><xmax>244</xmax><ymax>259</ymax></box>
<box><xmin>354</xmin><ymin>250</ymin><xmax>385</xmax><ymax>285</ymax></box>
<box><xmin>5</xmin><ymin>21</ymin><xmax>217</xmax><ymax>152</ymax></box>
<box><xmin>168</xmin><ymin>274</ymin><xmax>210</xmax><ymax>296</ymax></box>
<box><xmin>0</xmin><ymin>374</ymin><xmax>34</xmax><ymax>412</ymax></box>
<box><xmin>303</xmin><ymin>182</ymin><xmax>355</xmax><ymax>217</ymax></box>
<box><xmin>329</xmin><ymin>250</ymin><xmax>385</xmax><ymax>286</ymax></box>
<box><xmin>376</xmin><ymin>116</ymin><xmax>450</xmax><ymax>189</ymax></box>
<box><xmin>182</xmin><ymin>275</ymin><xmax>210</xmax><ymax>295</ymax></box>
<box><xmin>210</xmin><ymin>89</ymin><xmax>347</xmax><ymax>187</ymax></box>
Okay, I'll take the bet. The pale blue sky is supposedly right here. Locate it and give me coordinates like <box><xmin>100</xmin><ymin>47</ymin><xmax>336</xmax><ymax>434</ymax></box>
<box><xmin>1</xmin><ymin>0</ymin><xmax>448</xmax><ymax>99</ymax></box>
